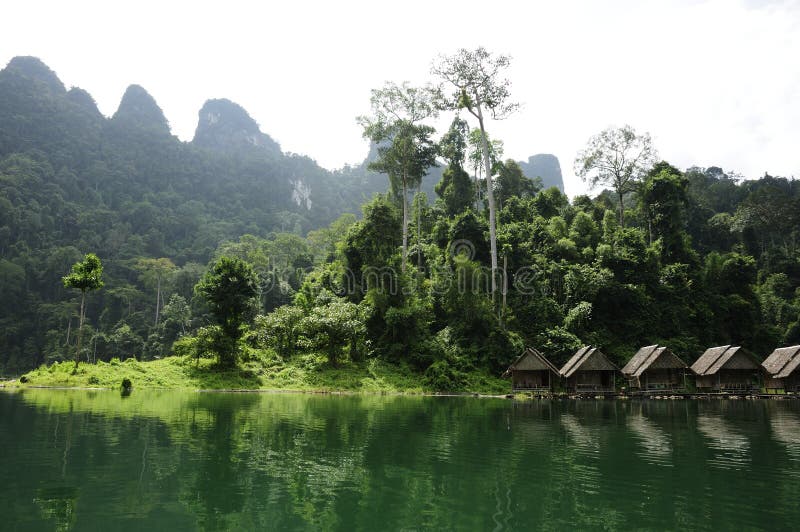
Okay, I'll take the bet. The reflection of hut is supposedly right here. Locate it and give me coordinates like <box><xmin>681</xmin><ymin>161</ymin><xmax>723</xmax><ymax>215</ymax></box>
<box><xmin>560</xmin><ymin>346</ymin><xmax>617</xmax><ymax>393</ymax></box>
<box><xmin>691</xmin><ymin>345</ymin><xmax>760</xmax><ymax>392</ymax></box>
<box><xmin>761</xmin><ymin>345</ymin><xmax>800</xmax><ymax>393</ymax></box>
<box><xmin>621</xmin><ymin>345</ymin><xmax>687</xmax><ymax>392</ymax></box>
<box><xmin>503</xmin><ymin>347</ymin><xmax>559</xmax><ymax>392</ymax></box>
<box><xmin>696</xmin><ymin>414</ymin><xmax>750</xmax><ymax>469</ymax></box>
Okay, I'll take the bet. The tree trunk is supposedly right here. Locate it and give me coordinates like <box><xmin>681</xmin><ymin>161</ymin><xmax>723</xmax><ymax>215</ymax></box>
<box><xmin>617</xmin><ymin>190</ymin><xmax>625</xmax><ymax>227</ymax></box>
<box><xmin>474</xmin><ymin>171</ymin><xmax>480</xmax><ymax>212</ymax></box>
<box><xmin>401</xmin><ymin>173</ymin><xmax>409</xmax><ymax>272</ymax></box>
<box><xmin>73</xmin><ymin>290</ymin><xmax>85</xmax><ymax>369</ymax></box>
<box><xmin>417</xmin><ymin>185</ymin><xmax>422</xmax><ymax>273</ymax></box>
<box><xmin>476</xmin><ymin>105</ymin><xmax>498</xmax><ymax>302</ymax></box>
<box><xmin>501</xmin><ymin>253</ymin><xmax>507</xmax><ymax>326</ymax></box>
<box><xmin>154</xmin><ymin>275</ymin><xmax>161</xmax><ymax>326</ymax></box>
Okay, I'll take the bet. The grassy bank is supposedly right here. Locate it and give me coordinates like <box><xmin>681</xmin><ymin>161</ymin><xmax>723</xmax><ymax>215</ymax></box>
<box><xmin>6</xmin><ymin>353</ymin><xmax>509</xmax><ymax>395</ymax></box>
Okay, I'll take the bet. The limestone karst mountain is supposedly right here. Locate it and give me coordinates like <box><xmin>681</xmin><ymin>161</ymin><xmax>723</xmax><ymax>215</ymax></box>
<box><xmin>193</xmin><ymin>98</ymin><xmax>281</xmax><ymax>155</ymax></box>
<box><xmin>518</xmin><ymin>154</ymin><xmax>564</xmax><ymax>192</ymax></box>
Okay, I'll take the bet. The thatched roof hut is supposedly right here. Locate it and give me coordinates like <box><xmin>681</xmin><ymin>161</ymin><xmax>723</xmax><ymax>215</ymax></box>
<box><xmin>761</xmin><ymin>345</ymin><xmax>800</xmax><ymax>392</ymax></box>
<box><xmin>621</xmin><ymin>345</ymin><xmax>687</xmax><ymax>392</ymax></box>
<box><xmin>691</xmin><ymin>345</ymin><xmax>760</xmax><ymax>392</ymax></box>
<box><xmin>560</xmin><ymin>346</ymin><xmax>618</xmax><ymax>393</ymax></box>
<box><xmin>503</xmin><ymin>347</ymin><xmax>559</xmax><ymax>392</ymax></box>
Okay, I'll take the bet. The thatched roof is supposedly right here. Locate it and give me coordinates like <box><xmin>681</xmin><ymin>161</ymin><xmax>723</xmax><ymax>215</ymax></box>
<box><xmin>762</xmin><ymin>345</ymin><xmax>800</xmax><ymax>378</ymax></box>
<box><xmin>560</xmin><ymin>346</ymin><xmax>617</xmax><ymax>378</ymax></box>
<box><xmin>622</xmin><ymin>345</ymin><xmax>687</xmax><ymax>378</ymax></box>
<box><xmin>503</xmin><ymin>347</ymin><xmax>559</xmax><ymax>377</ymax></box>
<box><xmin>691</xmin><ymin>345</ymin><xmax>758</xmax><ymax>376</ymax></box>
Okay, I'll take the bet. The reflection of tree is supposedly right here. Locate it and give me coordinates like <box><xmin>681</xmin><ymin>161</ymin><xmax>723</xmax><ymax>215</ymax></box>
<box><xmin>9</xmin><ymin>390</ymin><xmax>800</xmax><ymax>530</ymax></box>
<box><xmin>185</xmin><ymin>393</ymin><xmax>259</xmax><ymax>530</ymax></box>
<box><xmin>34</xmin><ymin>486</ymin><xmax>78</xmax><ymax>532</ymax></box>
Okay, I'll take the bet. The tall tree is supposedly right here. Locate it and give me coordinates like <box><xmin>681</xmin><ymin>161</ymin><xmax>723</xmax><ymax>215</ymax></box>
<box><xmin>436</xmin><ymin>117</ymin><xmax>476</xmax><ymax>217</ymax></box>
<box><xmin>358</xmin><ymin>82</ymin><xmax>438</xmax><ymax>272</ymax></box>
<box><xmin>639</xmin><ymin>161</ymin><xmax>690</xmax><ymax>262</ymax></box>
<box><xmin>62</xmin><ymin>253</ymin><xmax>104</xmax><ymax>368</ymax></box>
<box><xmin>433</xmin><ymin>47</ymin><xmax>520</xmax><ymax>303</ymax></box>
<box><xmin>135</xmin><ymin>257</ymin><xmax>176</xmax><ymax>327</ymax></box>
<box><xmin>467</xmin><ymin>128</ymin><xmax>504</xmax><ymax>211</ymax></box>
<box><xmin>439</xmin><ymin>116</ymin><xmax>469</xmax><ymax>168</ymax></box>
<box><xmin>496</xmin><ymin>159</ymin><xmax>539</xmax><ymax>209</ymax></box>
<box><xmin>574</xmin><ymin>125</ymin><xmax>657</xmax><ymax>226</ymax></box>
<box><xmin>194</xmin><ymin>256</ymin><xmax>259</xmax><ymax>367</ymax></box>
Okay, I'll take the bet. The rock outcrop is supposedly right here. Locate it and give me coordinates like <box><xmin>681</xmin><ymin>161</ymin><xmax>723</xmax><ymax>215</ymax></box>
<box><xmin>518</xmin><ymin>154</ymin><xmax>564</xmax><ymax>192</ymax></box>
<box><xmin>192</xmin><ymin>98</ymin><xmax>280</xmax><ymax>155</ymax></box>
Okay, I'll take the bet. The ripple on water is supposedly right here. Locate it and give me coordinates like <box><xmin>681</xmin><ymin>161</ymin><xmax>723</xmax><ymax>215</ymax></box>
<box><xmin>770</xmin><ymin>409</ymin><xmax>800</xmax><ymax>465</ymax></box>
<box><xmin>627</xmin><ymin>411</ymin><xmax>673</xmax><ymax>467</ymax></box>
<box><xmin>696</xmin><ymin>413</ymin><xmax>751</xmax><ymax>469</ymax></box>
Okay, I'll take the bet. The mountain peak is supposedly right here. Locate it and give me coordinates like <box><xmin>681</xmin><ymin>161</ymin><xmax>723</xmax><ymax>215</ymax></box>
<box><xmin>66</xmin><ymin>87</ymin><xmax>102</xmax><ymax>118</ymax></box>
<box><xmin>519</xmin><ymin>153</ymin><xmax>564</xmax><ymax>192</ymax></box>
<box><xmin>112</xmin><ymin>84</ymin><xmax>170</xmax><ymax>134</ymax></box>
<box><xmin>4</xmin><ymin>56</ymin><xmax>65</xmax><ymax>94</ymax></box>
<box><xmin>193</xmin><ymin>98</ymin><xmax>280</xmax><ymax>154</ymax></box>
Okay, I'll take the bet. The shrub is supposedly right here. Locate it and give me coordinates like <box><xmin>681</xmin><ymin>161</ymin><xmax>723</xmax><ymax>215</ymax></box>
<box><xmin>172</xmin><ymin>335</ymin><xmax>198</xmax><ymax>358</ymax></box>
<box><xmin>424</xmin><ymin>359</ymin><xmax>468</xmax><ymax>392</ymax></box>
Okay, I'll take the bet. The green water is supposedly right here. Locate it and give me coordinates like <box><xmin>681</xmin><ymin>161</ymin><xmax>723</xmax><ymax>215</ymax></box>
<box><xmin>2</xmin><ymin>391</ymin><xmax>800</xmax><ymax>531</ymax></box>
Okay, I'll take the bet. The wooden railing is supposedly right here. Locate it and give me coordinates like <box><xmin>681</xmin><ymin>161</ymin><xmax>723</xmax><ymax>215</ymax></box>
<box><xmin>717</xmin><ymin>383</ymin><xmax>760</xmax><ymax>393</ymax></box>
<box><xmin>513</xmin><ymin>385</ymin><xmax>551</xmax><ymax>392</ymax></box>
<box><xmin>574</xmin><ymin>384</ymin><xmax>614</xmax><ymax>392</ymax></box>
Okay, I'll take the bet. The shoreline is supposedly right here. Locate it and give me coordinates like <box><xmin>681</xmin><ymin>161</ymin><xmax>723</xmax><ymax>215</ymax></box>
<box><xmin>0</xmin><ymin>378</ymin><xmax>503</xmax><ymax>398</ymax></box>
<box><xmin>2</xmin><ymin>381</ymin><xmax>797</xmax><ymax>401</ymax></box>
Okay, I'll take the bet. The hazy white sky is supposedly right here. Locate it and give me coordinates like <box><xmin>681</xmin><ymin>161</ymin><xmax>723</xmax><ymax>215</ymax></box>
<box><xmin>2</xmin><ymin>0</ymin><xmax>798</xmax><ymax>196</ymax></box>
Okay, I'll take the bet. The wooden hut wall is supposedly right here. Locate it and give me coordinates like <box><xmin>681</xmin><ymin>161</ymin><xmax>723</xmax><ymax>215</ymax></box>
<box><xmin>695</xmin><ymin>375</ymin><xmax>717</xmax><ymax>389</ymax></box>
<box><xmin>786</xmin><ymin>374</ymin><xmax>800</xmax><ymax>392</ymax></box>
<box><xmin>764</xmin><ymin>373</ymin><xmax>800</xmax><ymax>392</ymax></box>
<box><xmin>640</xmin><ymin>368</ymin><xmax>684</xmax><ymax>388</ymax></box>
<box><xmin>764</xmin><ymin>375</ymin><xmax>786</xmax><ymax>391</ymax></box>
<box><xmin>566</xmin><ymin>370</ymin><xmax>615</xmax><ymax>391</ymax></box>
<box><xmin>512</xmin><ymin>370</ymin><xmax>550</xmax><ymax>390</ymax></box>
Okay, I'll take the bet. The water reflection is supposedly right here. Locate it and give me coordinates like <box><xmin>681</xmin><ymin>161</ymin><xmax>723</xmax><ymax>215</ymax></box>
<box><xmin>2</xmin><ymin>390</ymin><xmax>800</xmax><ymax>531</ymax></box>
<box><xmin>769</xmin><ymin>408</ymin><xmax>800</xmax><ymax>461</ymax></box>
<box><xmin>627</xmin><ymin>406</ymin><xmax>672</xmax><ymax>466</ymax></box>
<box><xmin>560</xmin><ymin>412</ymin><xmax>599</xmax><ymax>452</ymax></box>
<box><xmin>696</xmin><ymin>413</ymin><xmax>751</xmax><ymax>469</ymax></box>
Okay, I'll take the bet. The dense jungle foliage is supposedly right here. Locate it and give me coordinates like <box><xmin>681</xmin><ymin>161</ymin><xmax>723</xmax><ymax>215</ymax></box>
<box><xmin>1</xmin><ymin>55</ymin><xmax>799</xmax><ymax>385</ymax></box>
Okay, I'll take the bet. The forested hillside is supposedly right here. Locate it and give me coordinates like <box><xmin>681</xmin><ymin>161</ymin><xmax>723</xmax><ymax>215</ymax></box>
<box><xmin>0</xmin><ymin>56</ymin><xmax>386</xmax><ymax>371</ymax></box>
<box><xmin>2</xmin><ymin>54</ymin><xmax>799</xmax><ymax>381</ymax></box>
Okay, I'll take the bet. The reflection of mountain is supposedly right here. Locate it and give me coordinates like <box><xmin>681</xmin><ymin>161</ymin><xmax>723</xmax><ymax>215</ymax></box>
<box><xmin>697</xmin><ymin>414</ymin><xmax>750</xmax><ymax>469</ymax></box>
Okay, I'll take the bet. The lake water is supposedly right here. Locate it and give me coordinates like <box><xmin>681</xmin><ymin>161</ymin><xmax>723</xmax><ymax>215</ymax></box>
<box><xmin>2</xmin><ymin>390</ymin><xmax>800</xmax><ymax>531</ymax></box>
